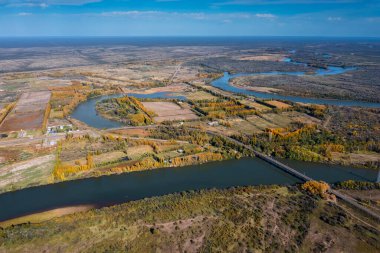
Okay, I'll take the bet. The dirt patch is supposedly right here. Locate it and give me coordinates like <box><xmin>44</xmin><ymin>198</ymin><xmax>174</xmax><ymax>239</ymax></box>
<box><xmin>0</xmin><ymin>91</ymin><xmax>51</xmax><ymax>132</ymax></box>
<box><xmin>239</xmin><ymin>54</ymin><xmax>285</xmax><ymax>61</ymax></box>
<box><xmin>127</xmin><ymin>145</ymin><xmax>154</xmax><ymax>160</ymax></box>
<box><xmin>0</xmin><ymin>154</ymin><xmax>54</xmax><ymax>190</ymax></box>
<box><xmin>143</xmin><ymin>101</ymin><xmax>198</xmax><ymax>122</ymax></box>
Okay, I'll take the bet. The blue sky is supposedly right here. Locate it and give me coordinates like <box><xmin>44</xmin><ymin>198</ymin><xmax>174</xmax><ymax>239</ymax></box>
<box><xmin>0</xmin><ymin>0</ymin><xmax>379</xmax><ymax>36</ymax></box>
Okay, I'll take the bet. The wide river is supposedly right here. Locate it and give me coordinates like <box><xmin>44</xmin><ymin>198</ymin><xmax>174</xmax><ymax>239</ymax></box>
<box><xmin>0</xmin><ymin>157</ymin><xmax>377</xmax><ymax>221</ymax></box>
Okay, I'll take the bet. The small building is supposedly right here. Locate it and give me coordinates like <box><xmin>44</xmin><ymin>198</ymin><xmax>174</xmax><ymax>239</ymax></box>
<box><xmin>208</xmin><ymin>121</ymin><xmax>219</xmax><ymax>126</ymax></box>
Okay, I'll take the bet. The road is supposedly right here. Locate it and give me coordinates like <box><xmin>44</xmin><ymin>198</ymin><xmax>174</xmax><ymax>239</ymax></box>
<box><xmin>168</xmin><ymin>63</ymin><xmax>182</xmax><ymax>84</ymax></box>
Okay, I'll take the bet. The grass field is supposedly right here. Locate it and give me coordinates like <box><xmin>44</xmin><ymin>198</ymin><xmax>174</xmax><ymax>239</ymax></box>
<box><xmin>246</xmin><ymin>115</ymin><xmax>280</xmax><ymax>130</ymax></box>
<box><xmin>0</xmin><ymin>154</ymin><xmax>54</xmax><ymax>193</ymax></box>
<box><xmin>1</xmin><ymin>186</ymin><xmax>378</xmax><ymax>253</ymax></box>
<box><xmin>185</xmin><ymin>91</ymin><xmax>217</xmax><ymax>101</ymax></box>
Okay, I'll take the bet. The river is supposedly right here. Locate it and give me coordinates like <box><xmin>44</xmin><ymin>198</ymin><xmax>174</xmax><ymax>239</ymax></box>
<box><xmin>0</xmin><ymin>157</ymin><xmax>377</xmax><ymax>222</ymax></box>
<box><xmin>71</xmin><ymin>92</ymin><xmax>186</xmax><ymax>129</ymax></box>
<box><xmin>210</xmin><ymin>57</ymin><xmax>380</xmax><ymax>108</ymax></box>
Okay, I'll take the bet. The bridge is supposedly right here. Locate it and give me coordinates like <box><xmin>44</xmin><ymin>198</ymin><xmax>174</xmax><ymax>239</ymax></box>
<box><xmin>102</xmin><ymin>125</ymin><xmax>380</xmax><ymax>221</ymax></box>
<box><xmin>204</xmin><ymin>130</ymin><xmax>380</xmax><ymax>222</ymax></box>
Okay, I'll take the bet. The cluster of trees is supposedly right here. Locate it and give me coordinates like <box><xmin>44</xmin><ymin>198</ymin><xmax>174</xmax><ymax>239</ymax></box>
<box><xmin>334</xmin><ymin>180</ymin><xmax>380</xmax><ymax>190</ymax></box>
<box><xmin>106</xmin><ymin>151</ymin><xmax>224</xmax><ymax>175</ymax></box>
<box><xmin>242</xmin><ymin>125</ymin><xmax>353</xmax><ymax>162</ymax></box>
<box><xmin>50</xmin><ymin>83</ymin><xmax>90</xmax><ymax>117</ymax></box>
<box><xmin>170</xmin><ymin>152</ymin><xmax>224</xmax><ymax>166</ymax></box>
<box><xmin>150</xmin><ymin>126</ymin><xmax>211</xmax><ymax>146</ymax></box>
<box><xmin>301</xmin><ymin>181</ymin><xmax>330</xmax><ymax>197</ymax></box>
<box><xmin>97</xmin><ymin>96</ymin><xmax>154</xmax><ymax>126</ymax></box>
<box><xmin>53</xmin><ymin>153</ymin><xmax>95</xmax><ymax>180</ymax></box>
<box><xmin>292</xmin><ymin>104</ymin><xmax>327</xmax><ymax>120</ymax></box>
<box><xmin>42</xmin><ymin>103</ymin><xmax>51</xmax><ymax>132</ymax></box>
<box><xmin>193</xmin><ymin>99</ymin><xmax>256</xmax><ymax>119</ymax></box>
<box><xmin>0</xmin><ymin>102</ymin><xmax>15</xmax><ymax>124</ymax></box>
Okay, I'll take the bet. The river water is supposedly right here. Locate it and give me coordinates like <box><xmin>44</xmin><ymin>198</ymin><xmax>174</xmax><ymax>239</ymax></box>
<box><xmin>0</xmin><ymin>157</ymin><xmax>377</xmax><ymax>221</ymax></box>
<box><xmin>71</xmin><ymin>92</ymin><xmax>186</xmax><ymax>129</ymax></box>
<box><xmin>210</xmin><ymin>57</ymin><xmax>380</xmax><ymax>108</ymax></box>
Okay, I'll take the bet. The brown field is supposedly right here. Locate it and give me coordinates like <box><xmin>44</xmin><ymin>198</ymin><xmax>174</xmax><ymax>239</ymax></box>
<box><xmin>260</xmin><ymin>113</ymin><xmax>293</xmax><ymax>128</ymax></box>
<box><xmin>282</xmin><ymin>111</ymin><xmax>321</xmax><ymax>125</ymax></box>
<box><xmin>127</xmin><ymin>145</ymin><xmax>154</xmax><ymax>160</ymax></box>
<box><xmin>0</xmin><ymin>91</ymin><xmax>51</xmax><ymax>132</ymax></box>
<box><xmin>265</xmin><ymin>100</ymin><xmax>292</xmax><ymax>109</ymax></box>
<box><xmin>238</xmin><ymin>54</ymin><xmax>285</xmax><ymax>61</ymax></box>
<box><xmin>239</xmin><ymin>100</ymin><xmax>272</xmax><ymax>111</ymax></box>
<box><xmin>110</xmin><ymin>128</ymin><xmax>151</xmax><ymax>137</ymax></box>
<box><xmin>143</xmin><ymin>102</ymin><xmax>198</xmax><ymax>123</ymax></box>
<box><xmin>246</xmin><ymin>115</ymin><xmax>280</xmax><ymax>130</ymax></box>
<box><xmin>122</xmin><ymin>83</ymin><xmax>188</xmax><ymax>94</ymax></box>
<box><xmin>230</xmin><ymin>118</ymin><xmax>262</xmax><ymax>134</ymax></box>
<box><xmin>185</xmin><ymin>91</ymin><xmax>217</xmax><ymax>101</ymax></box>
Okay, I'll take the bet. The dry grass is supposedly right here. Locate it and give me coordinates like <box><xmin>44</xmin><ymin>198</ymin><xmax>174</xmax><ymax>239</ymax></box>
<box><xmin>239</xmin><ymin>100</ymin><xmax>272</xmax><ymax>111</ymax></box>
<box><xmin>238</xmin><ymin>54</ymin><xmax>285</xmax><ymax>61</ymax></box>
<box><xmin>230</xmin><ymin>118</ymin><xmax>262</xmax><ymax>134</ymax></box>
<box><xmin>282</xmin><ymin>111</ymin><xmax>321</xmax><ymax>125</ymax></box>
<box><xmin>0</xmin><ymin>205</ymin><xmax>95</xmax><ymax>228</ymax></box>
<box><xmin>127</xmin><ymin>145</ymin><xmax>154</xmax><ymax>160</ymax></box>
<box><xmin>0</xmin><ymin>91</ymin><xmax>51</xmax><ymax>132</ymax></box>
<box><xmin>265</xmin><ymin>100</ymin><xmax>292</xmax><ymax>109</ymax></box>
<box><xmin>246</xmin><ymin>115</ymin><xmax>280</xmax><ymax>130</ymax></box>
<box><xmin>261</xmin><ymin>113</ymin><xmax>293</xmax><ymax>128</ymax></box>
<box><xmin>186</xmin><ymin>91</ymin><xmax>217</xmax><ymax>101</ymax></box>
<box><xmin>143</xmin><ymin>102</ymin><xmax>198</xmax><ymax>122</ymax></box>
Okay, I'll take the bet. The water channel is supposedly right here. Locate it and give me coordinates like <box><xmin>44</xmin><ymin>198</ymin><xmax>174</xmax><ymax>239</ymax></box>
<box><xmin>0</xmin><ymin>157</ymin><xmax>377</xmax><ymax>221</ymax></box>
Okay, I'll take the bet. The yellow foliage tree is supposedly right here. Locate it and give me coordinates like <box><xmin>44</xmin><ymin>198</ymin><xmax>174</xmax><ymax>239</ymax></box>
<box><xmin>301</xmin><ymin>180</ymin><xmax>330</xmax><ymax>197</ymax></box>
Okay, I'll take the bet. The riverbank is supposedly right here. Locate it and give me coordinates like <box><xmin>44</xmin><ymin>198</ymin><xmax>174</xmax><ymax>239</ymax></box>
<box><xmin>1</xmin><ymin>186</ymin><xmax>378</xmax><ymax>252</ymax></box>
<box><xmin>0</xmin><ymin>205</ymin><xmax>95</xmax><ymax>228</ymax></box>
<box><xmin>0</xmin><ymin>157</ymin><xmax>377</xmax><ymax>223</ymax></box>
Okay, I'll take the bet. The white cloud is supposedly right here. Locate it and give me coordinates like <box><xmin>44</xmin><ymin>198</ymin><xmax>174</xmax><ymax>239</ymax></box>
<box><xmin>17</xmin><ymin>12</ymin><xmax>32</xmax><ymax>16</ymax></box>
<box><xmin>215</xmin><ymin>0</ymin><xmax>359</xmax><ymax>5</ymax></box>
<box><xmin>1</xmin><ymin>0</ymin><xmax>101</xmax><ymax>7</ymax></box>
<box><xmin>255</xmin><ymin>13</ymin><xmax>277</xmax><ymax>19</ymax></box>
<box><xmin>327</xmin><ymin>16</ymin><xmax>342</xmax><ymax>21</ymax></box>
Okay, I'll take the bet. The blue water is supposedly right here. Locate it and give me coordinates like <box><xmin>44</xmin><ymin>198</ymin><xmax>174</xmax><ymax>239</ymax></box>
<box><xmin>0</xmin><ymin>157</ymin><xmax>377</xmax><ymax>221</ymax></box>
<box><xmin>211</xmin><ymin>57</ymin><xmax>380</xmax><ymax>108</ymax></box>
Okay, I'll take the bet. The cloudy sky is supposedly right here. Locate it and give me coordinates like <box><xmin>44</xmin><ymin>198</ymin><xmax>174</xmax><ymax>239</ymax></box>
<box><xmin>0</xmin><ymin>0</ymin><xmax>379</xmax><ymax>36</ymax></box>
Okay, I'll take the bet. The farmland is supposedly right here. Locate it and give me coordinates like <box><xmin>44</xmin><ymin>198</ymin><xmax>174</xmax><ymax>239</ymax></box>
<box><xmin>0</xmin><ymin>91</ymin><xmax>51</xmax><ymax>133</ymax></box>
<box><xmin>142</xmin><ymin>101</ymin><xmax>199</xmax><ymax>122</ymax></box>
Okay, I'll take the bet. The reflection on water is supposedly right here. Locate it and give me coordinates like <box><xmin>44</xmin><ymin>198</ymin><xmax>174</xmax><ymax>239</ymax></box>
<box><xmin>0</xmin><ymin>157</ymin><xmax>376</xmax><ymax>221</ymax></box>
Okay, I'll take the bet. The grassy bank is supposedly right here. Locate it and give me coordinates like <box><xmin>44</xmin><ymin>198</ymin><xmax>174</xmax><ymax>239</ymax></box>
<box><xmin>0</xmin><ymin>186</ymin><xmax>378</xmax><ymax>253</ymax></box>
